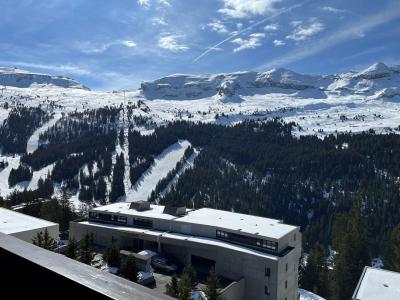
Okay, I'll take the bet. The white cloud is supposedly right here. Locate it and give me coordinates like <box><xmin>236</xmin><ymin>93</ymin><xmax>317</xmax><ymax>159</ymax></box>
<box><xmin>137</xmin><ymin>0</ymin><xmax>151</xmax><ymax>8</ymax></box>
<box><xmin>208</xmin><ymin>20</ymin><xmax>228</xmax><ymax>33</ymax></box>
<box><xmin>151</xmin><ymin>17</ymin><xmax>168</xmax><ymax>26</ymax></box>
<box><xmin>273</xmin><ymin>39</ymin><xmax>285</xmax><ymax>46</ymax></box>
<box><xmin>193</xmin><ymin>2</ymin><xmax>305</xmax><ymax>63</ymax></box>
<box><xmin>0</xmin><ymin>61</ymin><xmax>91</xmax><ymax>76</ymax></box>
<box><xmin>231</xmin><ymin>32</ymin><xmax>265</xmax><ymax>52</ymax></box>
<box><xmin>137</xmin><ymin>0</ymin><xmax>170</xmax><ymax>8</ymax></box>
<box><xmin>321</xmin><ymin>6</ymin><xmax>349</xmax><ymax>14</ymax></box>
<box><xmin>158</xmin><ymin>34</ymin><xmax>189</xmax><ymax>52</ymax></box>
<box><xmin>78</xmin><ymin>40</ymin><xmax>136</xmax><ymax>54</ymax></box>
<box><xmin>219</xmin><ymin>0</ymin><xmax>281</xmax><ymax>18</ymax></box>
<box><xmin>257</xmin><ymin>3</ymin><xmax>400</xmax><ymax>70</ymax></box>
<box><xmin>264</xmin><ymin>23</ymin><xmax>278</xmax><ymax>31</ymax></box>
<box><xmin>286</xmin><ymin>20</ymin><xmax>324</xmax><ymax>41</ymax></box>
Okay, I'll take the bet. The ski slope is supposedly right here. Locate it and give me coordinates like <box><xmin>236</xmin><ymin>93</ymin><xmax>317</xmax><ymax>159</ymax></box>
<box><xmin>299</xmin><ymin>289</ymin><xmax>325</xmax><ymax>300</ymax></box>
<box><xmin>26</xmin><ymin>113</ymin><xmax>62</xmax><ymax>154</ymax></box>
<box><xmin>125</xmin><ymin>140</ymin><xmax>191</xmax><ymax>202</ymax></box>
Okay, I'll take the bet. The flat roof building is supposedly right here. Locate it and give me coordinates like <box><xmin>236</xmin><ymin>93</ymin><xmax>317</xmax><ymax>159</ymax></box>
<box><xmin>352</xmin><ymin>267</ymin><xmax>400</xmax><ymax>300</ymax></box>
<box><xmin>70</xmin><ymin>203</ymin><xmax>301</xmax><ymax>300</ymax></box>
<box><xmin>0</xmin><ymin>207</ymin><xmax>59</xmax><ymax>243</ymax></box>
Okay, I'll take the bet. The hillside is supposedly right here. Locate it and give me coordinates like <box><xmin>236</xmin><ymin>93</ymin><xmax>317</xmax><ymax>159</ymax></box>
<box><xmin>0</xmin><ymin>64</ymin><xmax>399</xmax><ymax>263</ymax></box>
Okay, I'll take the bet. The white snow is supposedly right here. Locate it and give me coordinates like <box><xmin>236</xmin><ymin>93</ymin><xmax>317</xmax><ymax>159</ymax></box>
<box><xmin>26</xmin><ymin>113</ymin><xmax>62</xmax><ymax>154</ymax></box>
<box><xmin>353</xmin><ymin>267</ymin><xmax>400</xmax><ymax>300</ymax></box>
<box><xmin>0</xmin><ymin>207</ymin><xmax>57</xmax><ymax>234</ymax></box>
<box><xmin>299</xmin><ymin>289</ymin><xmax>325</xmax><ymax>300</ymax></box>
<box><xmin>156</xmin><ymin>148</ymin><xmax>199</xmax><ymax>202</ymax></box>
<box><xmin>125</xmin><ymin>140</ymin><xmax>191</xmax><ymax>202</ymax></box>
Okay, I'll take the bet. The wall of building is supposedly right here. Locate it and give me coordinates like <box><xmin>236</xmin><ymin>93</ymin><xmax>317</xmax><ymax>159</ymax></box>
<box><xmin>221</xmin><ymin>278</ymin><xmax>246</xmax><ymax>300</ymax></box>
<box><xmin>70</xmin><ymin>221</ymin><xmax>301</xmax><ymax>300</ymax></box>
<box><xmin>11</xmin><ymin>224</ymin><xmax>59</xmax><ymax>244</ymax></box>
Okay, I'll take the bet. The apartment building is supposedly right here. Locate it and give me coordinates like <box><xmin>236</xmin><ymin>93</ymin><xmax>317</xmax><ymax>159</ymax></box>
<box><xmin>70</xmin><ymin>201</ymin><xmax>301</xmax><ymax>300</ymax></box>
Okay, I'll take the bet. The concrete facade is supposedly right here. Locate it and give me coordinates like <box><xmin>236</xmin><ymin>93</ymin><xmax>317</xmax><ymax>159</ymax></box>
<box><xmin>0</xmin><ymin>208</ymin><xmax>59</xmax><ymax>243</ymax></box>
<box><xmin>70</xmin><ymin>203</ymin><xmax>301</xmax><ymax>300</ymax></box>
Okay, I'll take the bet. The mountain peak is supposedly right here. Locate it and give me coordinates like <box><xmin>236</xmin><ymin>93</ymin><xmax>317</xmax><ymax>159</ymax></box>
<box><xmin>0</xmin><ymin>67</ymin><xmax>89</xmax><ymax>90</ymax></box>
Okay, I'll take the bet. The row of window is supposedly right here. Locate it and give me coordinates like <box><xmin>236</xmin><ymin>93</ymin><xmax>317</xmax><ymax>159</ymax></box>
<box><xmin>89</xmin><ymin>212</ymin><xmax>156</xmax><ymax>229</ymax></box>
<box><xmin>89</xmin><ymin>212</ymin><xmax>128</xmax><ymax>225</ymax></box>
<box><xmin>216</xmin><ymin>230</ymin><xmax>278</xmax><ymax>252</ymax></box>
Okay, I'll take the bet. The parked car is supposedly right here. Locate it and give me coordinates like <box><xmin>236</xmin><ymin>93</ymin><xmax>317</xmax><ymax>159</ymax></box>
<box><xmin>151</xmin><ymin>255</ymin><xmax>178</xmax><ymax>274</ymax></box>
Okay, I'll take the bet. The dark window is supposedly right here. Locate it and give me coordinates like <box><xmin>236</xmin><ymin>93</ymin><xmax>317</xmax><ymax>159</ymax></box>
<box><xmin>264</xmin><ymin>285</ymin><xmax>270</xmax><ymax>295</ymax></box>
<box><xmin>98</xmin><ymin>213</ymin><xmax>112</xmax><ymax>221</ymax></box>
<box><xmin>133</xmin><ymin>218</ymin><xmax>153</xmax><ymax>228</ymax></box>
<box><xmin>265</xmin><ymin>267</ymin><xmax>270</xmax><ymax>277</ymax></box>
<box><xmin>285</xmin><ymin>280</ymin><xmax>287</xmax><ymax>289</ymax></box>
<box><xmin>216</xmin><ymin>230</ymin><xmax>278</xmax><ymax>252</ymax></box>
<box><xmin>111</xmin><ymin>215</ymin><xmax>127</xmax><ymax>224</ymax></box>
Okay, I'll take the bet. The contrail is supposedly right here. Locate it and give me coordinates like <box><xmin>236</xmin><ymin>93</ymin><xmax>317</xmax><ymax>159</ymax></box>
<box><xmin>192</xmin><ymin>1</ymin><xmax>309</xmax><ymax>63</ymax></box>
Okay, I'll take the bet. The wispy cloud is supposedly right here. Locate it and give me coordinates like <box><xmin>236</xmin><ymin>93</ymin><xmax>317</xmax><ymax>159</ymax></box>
<box><xmin>193</xmin><ymin>1</ymin><xmax>307</xmax><ymax>62</ymax></box>
<box><xmin>137</xmin><ymin>0</ymin><xmax>170</xmax><ymax>8</ymax></box>
<box><xmin>0</xmin><ymin>61</ymin><xmax>91</xmax><ymax>76</ymax></box>
<box><xmin>321</xmin><ymin>6</ymin><xmax>350</xmax><ymax>14</ymax></box>
<box><xmin>231</xmin><ymin>33</ymin><xmax>265</xmax><ymax>52</ymax></box>
<box><xmin>208</xmin><ymin>20</ymin><xmax>229</xmax><ymax>33</ymax></box>
<box><xmin>158</xmin><ymin>34</ymin><xmax>189</xmax><ymax>52</ymax></box>
<box><xmin>257</xmin><ymin>2</ymin><xmax>400</xmax><ymax>70</ymax></box>
<box><xmin>273</xmin><ymin>39</ymin><xmax>285</xmax><ymax>47</ymax></box>
<box><xmin>78</xmin><ymin>40</ymin><xmax>136</xmax><ymax>54</ymax></box>
<box><xmin>286</xmin><ymin>20</ymin><xmax>324</xmax><ymax>41</ymax></box>
<box><xmin>218</xmin><ymin>0</ymin><xmax>281</xmax><ymax>18</ymax></box>
<box><xmin>264</xmin><ymin>23</ymin><xmax>279</xmax><ymax>32</ymax></box>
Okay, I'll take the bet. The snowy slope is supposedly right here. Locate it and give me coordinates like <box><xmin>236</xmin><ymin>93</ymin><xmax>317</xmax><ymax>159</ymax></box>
<box><xmin>26</xmin><ymin>113</ymin><xmax>62</xmax><ymax>154</ymax></box>
<box><xmin>125</xmin><ymin>140</ymin><xmax>191</xmax><ymax>202</ymax></box>
<box><xmin>1</xmin><ymin>63</ymin><xmax>400</xmax><ymax>204</ymax></box>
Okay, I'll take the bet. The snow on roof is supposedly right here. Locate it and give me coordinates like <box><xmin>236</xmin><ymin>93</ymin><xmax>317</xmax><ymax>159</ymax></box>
<box><xmin>80</xmin><ymin>221</ymin><xmax>279</xmax><ymax>260</ymax></box>
<box><xmin>0</xmin><ymin>208</ymin><xmax>57</xmax><ymax>234</ymax></box>
<box><xmin>91</xmin><ymin>204</ymin><xmax>297</xmax><ymax>239</ymax></box>
<box><xmin>92</xmin><ymin>203</ymin><xmax>178</xmax><ymax>220</ymax></box>
<box><xmin>353</xmin><ymin>267</ymin><xmax>400</xmax><ymax>300</ymax></box>
<box><xmin>177</xmin><ymin>208</ymin><xmax>297</xmax><ymax>240</ymax></box>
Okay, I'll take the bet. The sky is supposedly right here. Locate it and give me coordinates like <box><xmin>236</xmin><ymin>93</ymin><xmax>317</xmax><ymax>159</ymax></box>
<box><xmin>0</xmin><ymin>0</ymin><xmax>399</xmax><ymax>90</ymax></box>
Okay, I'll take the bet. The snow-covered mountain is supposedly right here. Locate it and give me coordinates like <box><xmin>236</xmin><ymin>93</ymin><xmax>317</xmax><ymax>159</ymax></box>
<box><xmin>0</xmin><ymin>67</ymin><xmax>89</xmax><ymax>90</ymax></box>
<box><xmin>141</xmin><ymin>62</ymin><xmax>400</xmax><ymax>102</ymax></box>
<box><xmin>0</xmin><ymin>62</ymin><xmax>400</xmax><ymax>206</ymax></box>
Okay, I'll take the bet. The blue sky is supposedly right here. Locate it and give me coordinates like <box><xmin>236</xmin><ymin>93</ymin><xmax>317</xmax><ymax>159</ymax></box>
<box><xmin>1</xmin><ymin>0</ymin><xmax>399</xmax><ymax>90</ymax></box>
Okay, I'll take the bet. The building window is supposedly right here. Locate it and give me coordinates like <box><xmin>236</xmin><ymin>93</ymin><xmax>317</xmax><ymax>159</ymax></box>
<box><xmin>264</xmin><ymin>285</ymin><xmax>270</xmax><ymax>295</ymax></box>
<box><xmin>216</xmin><ymin>230</ymin><xmax>229</xmax><ymax>239</ymax></box>
<box><xmin>285</xmin><ymin>280</ymin><xmax>287</xmax><ymax>289</ymax></box>
<box><xmin>117</xmin><ymin>215</ymin><xmax>127</xmax><ymax>224</ymax></box>
<box><xmin>286</xmin><ymin>263</ymin><xmax>288</xmax><ymax>272</ymax></box>
<box><xmin>133</xmin><ymin>218</ymin><xmax>153</xmax><ymax>228</ymax></box>
<box><xmin>265</xmin><ymin>267</ymin><xmax>270</xmax><ymax>277</ymax></box>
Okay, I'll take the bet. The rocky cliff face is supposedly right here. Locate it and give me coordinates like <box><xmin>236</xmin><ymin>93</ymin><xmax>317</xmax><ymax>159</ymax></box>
<box><xmin>0</xmin><ymin>67</ymin><xmax>89</xmax><ymax>90</ymax></box>
<box><xmin>140</xmin><ymin>63</ymin><xmax>400</xmax><ymax>102</ymax></box>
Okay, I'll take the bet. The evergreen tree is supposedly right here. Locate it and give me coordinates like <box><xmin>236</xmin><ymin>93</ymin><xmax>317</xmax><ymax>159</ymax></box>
<box><xmin>103</xmin><ymin>242</ymin><xmax>121</xmax><ymax>268</ymax></box>
<box><xmin>182</xmin><ymin>264</ymin><xmax>197</xmax><ymax>290</ymax></box>
<box><xmin>78</xmin><ymin>233</ymin><xmax>95</xmax><ymax>265</ymax></box>
<box><xmin>384</xmin><ymin>224</ymin><xmax>400</xmax><ymax>272</ymax></box>
<box><xmin>299</xmin><ymin>244</ymin><xmax>329</xmax><ymax>298</ymax></box>
<box><xmin>204</xmin><ymin>267</ymin><xmax>222</xmax><ymax>300</ymax></box>
<box><xmin>65</xmin><ymin>237</ymin><xmax>78</xmax><ymax>259</ymax></box>
<box><xmin>32</xmin><ymin>228</ymin><xmax>57</xmax><ymax>251</ymax></box>
<box><xmin>178</xmin><ymin>272</ymin><xmax>191</xmax><ymax>300</ymax></box>
<box><xmin>120</xmin><ymin>255</ymin><xmax>138</xmax><ymax>282</ymax></box>
<box><xmin>166</xmin><ymin>273</ymin><xmax>179</xmax><ymax>298</ymax></box>
<box><xmin>331</xmin><ymin>197</ymin><xmax>370</xmax><ymax>300</ymax></box>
